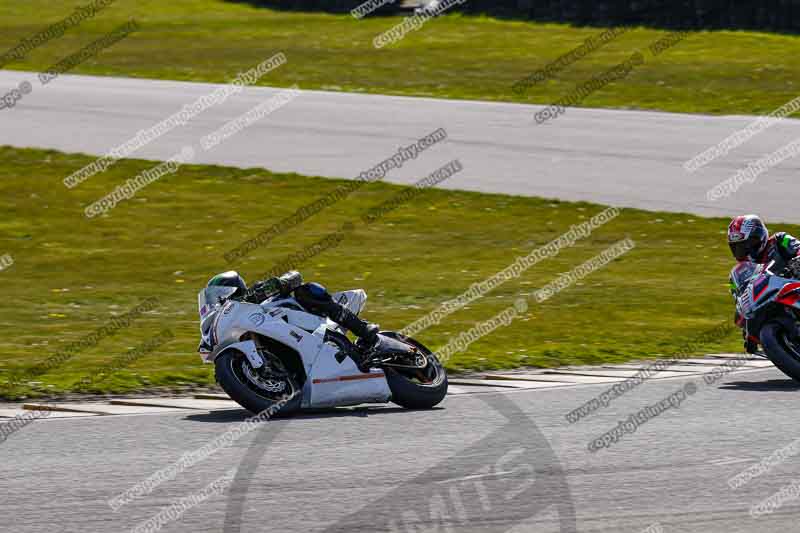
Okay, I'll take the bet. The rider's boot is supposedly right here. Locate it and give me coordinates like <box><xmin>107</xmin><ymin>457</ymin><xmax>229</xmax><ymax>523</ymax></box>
<box><xmin>329</xmin><ymin>305</ymin><xmax>380</xmax><ymax>371</ymax></box>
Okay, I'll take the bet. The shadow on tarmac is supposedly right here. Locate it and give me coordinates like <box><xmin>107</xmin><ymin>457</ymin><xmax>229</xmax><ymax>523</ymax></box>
<box><xmin>719</xmin><ymin>379</ymin><xmax>800</xmax><ymax>392</ymax></box>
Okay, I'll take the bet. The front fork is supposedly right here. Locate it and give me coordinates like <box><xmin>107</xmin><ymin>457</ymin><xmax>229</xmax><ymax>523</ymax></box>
<box><xmin>210</xmin><ymin>339</ymin><xmax>265</xmax><ymax>369</ymax></box>
<box><xmin>745</xmin><ymin>309</ymin><xmax>800</xmax><ymax>356</ymax></box>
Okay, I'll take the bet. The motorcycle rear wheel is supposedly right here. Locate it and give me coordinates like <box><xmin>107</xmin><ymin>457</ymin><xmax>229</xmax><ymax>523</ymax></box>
<box><xmin>761</xmin><ymin>322</ymin><xmax>800</xmax><ymax>382</ymax></box>
<box><xmin>381</xmin><ymin>333</ymin><xmax>448</xmax><ymax>409</ymax></box>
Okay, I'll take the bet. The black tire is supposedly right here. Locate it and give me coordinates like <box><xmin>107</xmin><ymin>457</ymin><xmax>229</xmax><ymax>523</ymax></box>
<box><xmin>382</xmin><ymin>333</ymin><xmax>448</xmax><ymax>409</ymax></box>
<box><xmin>761</xmin><ymin>322</ymin><xmax>800</xmax><ymax>382</ymax></box>
<box><xmin>214</xmin><ymin>350</ymin><xmax>302</xmax><ymax>416</ymax></box>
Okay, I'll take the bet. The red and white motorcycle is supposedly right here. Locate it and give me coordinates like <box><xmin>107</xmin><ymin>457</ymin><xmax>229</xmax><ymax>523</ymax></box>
<box><xmin>732</xmin><ymin>258</ymin><xmax>800</xmax><ymax>381</ymax></box>
<box><xmin>197</xmin><ymin>280</ymin><xmax>447</xmax><ymax>415</ymax></box>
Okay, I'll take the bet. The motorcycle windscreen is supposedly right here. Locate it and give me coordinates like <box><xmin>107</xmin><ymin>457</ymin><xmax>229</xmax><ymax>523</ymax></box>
<box><xmin>198</xmin><ymin>286</ymin><xmax>237</xmax><ymax>326</ymax></box>
<box><xmin>730</xmin><ymin>261</ymin><xmax>764</xmax><ymax>293</ymax></box>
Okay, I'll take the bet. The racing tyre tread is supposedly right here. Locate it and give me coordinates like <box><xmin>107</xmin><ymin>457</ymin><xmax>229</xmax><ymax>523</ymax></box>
<box><xmin>382</xmin><ymin>334</ymin><xmax>447</xmax><ymax>409</ymax></box>
<box><xmin>761</xmin><ymin>322</ymin><xmax>800</xmax><ymax>383</ymax></box>
<box><xmin>386</xmin><ymin>367</ymin><xmax>448</xmax><ymax>409</ymax></box>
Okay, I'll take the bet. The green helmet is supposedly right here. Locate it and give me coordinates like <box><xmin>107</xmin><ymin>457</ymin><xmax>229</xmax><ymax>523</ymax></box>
<box><xmin>207</xmin><ymin>271</ymin><xmax>247</xmax><ymax>299</ymax></box>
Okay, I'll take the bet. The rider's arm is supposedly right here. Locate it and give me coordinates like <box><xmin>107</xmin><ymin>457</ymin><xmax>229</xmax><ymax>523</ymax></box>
<box><xmin>776</xmin><ymin>232</ymin><xmax>800</xmax><ymax>259</ymax></box>
<box><xmin>242</xmin><ymin>271</ymin><xmax>303</xmax><ymax>303</ymax></box>
<box><xmin>242</xmin><ymin>278</ymin><xmax>281</xmax><ymax>303</ymax></box>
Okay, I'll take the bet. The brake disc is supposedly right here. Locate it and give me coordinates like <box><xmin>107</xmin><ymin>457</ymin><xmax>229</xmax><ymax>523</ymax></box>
<box><xmin>242</xmin><ymin>363</ymin><xmax>287</xmax><ymax>393</ymax></box>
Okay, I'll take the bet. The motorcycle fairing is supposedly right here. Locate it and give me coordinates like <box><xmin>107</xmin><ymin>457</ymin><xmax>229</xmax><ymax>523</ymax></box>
<box><xmin>202</xmin><ymin>294</ymin><xmax>391</xmax><ymax>408</ymax></box>
<box><xmin>776</xmin><ymin>282</ymin><xmax>800</xmax><ymax>307</ymax></box>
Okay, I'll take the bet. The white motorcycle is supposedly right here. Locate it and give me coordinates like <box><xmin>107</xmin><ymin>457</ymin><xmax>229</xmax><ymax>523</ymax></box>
<box><xmin>197</xmin><ymin>279</ymin><xmax>447</xmax><ymax>415</ymax></box>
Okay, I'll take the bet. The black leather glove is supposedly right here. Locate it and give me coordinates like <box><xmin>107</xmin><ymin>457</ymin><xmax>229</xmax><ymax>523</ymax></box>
<box><xmin>786</xmin><ymin>256</ymin><xmax>800</xmax><ymax>279</ymax></box>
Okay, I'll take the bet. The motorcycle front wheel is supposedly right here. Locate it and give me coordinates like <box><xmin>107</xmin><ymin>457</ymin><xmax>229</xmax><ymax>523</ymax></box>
<box><xmin>761</xmin><ymin>322</ymin><xmax>800</xmax><ymax>382</ymax></box>
<box><xmin>215</xmin><ymin>350</ymin><xmax>301</xmax><ymax>416</ymax></box>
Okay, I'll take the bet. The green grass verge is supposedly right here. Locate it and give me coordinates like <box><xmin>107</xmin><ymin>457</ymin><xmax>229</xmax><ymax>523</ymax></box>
<box><xmin>0</xmin><ymin>145</ymin><xmax>779</xmax><ymax>399</ymax></box>
<box><xmin>1</xmin><ymin>0</ymin><xmax>799</xmax><ymax>115</ymax></box>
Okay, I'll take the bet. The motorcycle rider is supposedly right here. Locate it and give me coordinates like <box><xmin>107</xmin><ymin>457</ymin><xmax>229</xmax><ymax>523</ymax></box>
<box><xmin>206</xmin><ymin>270</ymin><xmax>380</xmax><ymax>364</ymax></box>
<box><xmin>727</xmin><ymin>214</ymin><xmax>800</xmax><ymax>271</ymax></box>
<box><xmin>727</xmin><ymin>214</ymin><xmax>800</xmax><ymax>352</ymax></box>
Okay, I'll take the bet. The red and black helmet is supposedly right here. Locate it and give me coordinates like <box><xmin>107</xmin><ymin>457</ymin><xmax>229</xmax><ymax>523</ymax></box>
<box><xmin>728</xmin><ymin>215</ymin><xmax>769</xmax><ymax>262</ymax></box>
